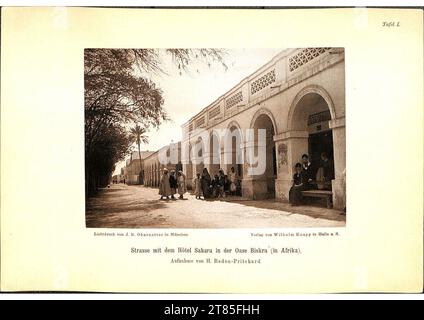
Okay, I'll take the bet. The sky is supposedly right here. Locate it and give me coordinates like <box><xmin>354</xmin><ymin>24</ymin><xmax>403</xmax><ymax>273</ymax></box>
<box><xmin>113</xmin><ymin>48</ymin><xmax>283</xmax><ymax>175</ymax></box>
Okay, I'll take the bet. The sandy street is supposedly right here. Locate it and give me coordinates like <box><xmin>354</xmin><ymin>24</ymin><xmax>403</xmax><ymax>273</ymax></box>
<box><xmin>86</xmin><ymin>184</ymin><xmax>346</xmax><ymax>228</ymax></box>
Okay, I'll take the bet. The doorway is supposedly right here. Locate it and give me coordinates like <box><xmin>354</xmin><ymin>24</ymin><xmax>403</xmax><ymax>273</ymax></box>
<box><xmin>308</xmin><ymin>130</ymin><xmax>333</xmax><ymax>172</ymax></box>
<box><xmin>308</xmin><ymin>129</ymin><xmax>334</xmax><ymax>196</ymax></box>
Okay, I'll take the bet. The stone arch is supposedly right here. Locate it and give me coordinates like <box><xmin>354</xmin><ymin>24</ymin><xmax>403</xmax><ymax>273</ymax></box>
<box><xmin>249</xmin><ymin>107</ymin><xmax>278</xmax><ymax>134</ymax></box>
<box><xmin>279</xmin><ymin>83</ymin><xmax>343</xmax><ymax>207</ymax></box>
<box><xmin>226</xmin><ymin>120</ymin><xmax>244</xmax><ymax>142</ymax></box>
<box><xmin>207</xmin><ymin>130</ymin><xmax>221</xmax><ymax>176</ymax></box>
<box><xmin>248</xmin><ymin>109</ymin><xmax>277</xmax><ymax>199</ymax></box>
<box><xmin>225</xmin><ymin>120</ymin><xmax>244</xmax><ymax>159</ymax></box>
<box><xmin>193</xmin><ymin>136</ymin><xmax>205</xmax><ymax>175</ymax></box>
<box><xmin>223</xmin><ymin>120</ymin><xmax>244</xmax><ymax>181</ymax></box>
<box><xmin>286</xmin><ymin>84</ymin><xmax>336</xmax><ymax>131</ymax></box>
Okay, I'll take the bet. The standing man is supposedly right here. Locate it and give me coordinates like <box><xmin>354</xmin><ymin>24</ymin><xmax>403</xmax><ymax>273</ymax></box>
<box><xmin>193</xmin><ymin>172</ymin><xmax>202</xmax><ymax>200</ymax></box>
<box><xmin>320</xmin><ymin>152</ymin><xmax>334</xmax><ymax>189</ymax></box>
<box><xmin>301</xmin><ymin>154</ymin><xmax>314</xmax><ymax>190</ymax></box>
<box><xmin>177</xmin><ymin>171</ymin><xmax>187</xmax><ymax>200</ymax></box>
<box><xmin>201</xmin><ymin>168</ymin><xmax>212</xmax><ymax>199</ymax></box>
<box><xmin>159</xmin><ymin>168</ymin><xmax>171</xmax><ymax>200</ymax></box>
<box><xmin>211</xmin><ymin>174</ymin><xmax>219</xmax><ymax>198</ymax></box>
<box><xmin>217</xmin><ymin>169</ymin><xmax>226</xmax><ymax>198</ymax></box>
<box><xmin>228</xmin><ymin>167</ymin><xmax>237</xmax><ymax>196</ymax></box>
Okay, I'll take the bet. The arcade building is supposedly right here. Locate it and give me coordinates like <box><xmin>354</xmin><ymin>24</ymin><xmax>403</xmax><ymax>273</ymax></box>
<box><xmin>178</xmin><ymin>47</ymin><xmax>346</xmax><ymax>209</ymax></box>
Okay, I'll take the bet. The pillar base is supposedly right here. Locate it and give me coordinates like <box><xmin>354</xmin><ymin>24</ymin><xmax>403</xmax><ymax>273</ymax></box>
<box><xmin>331</xmin><ymin>178</ymin><xmax>346</xmax><ymax>210</ymax></box>
<box><xmin>242</xmin><ymin>178</ymin><xmax>275</xmax><ymax>200</ymax></box>
<box><xmin>275</xmin><ymin>178</ymin><xmax>292</xmax><ymax>202</ymax></box>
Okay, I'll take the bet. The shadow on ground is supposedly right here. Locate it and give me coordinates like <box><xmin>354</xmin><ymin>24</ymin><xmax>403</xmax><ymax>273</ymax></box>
<box><xmin>228</xmin><ymin>199</ymin><xmax>345</xmax><ymax>222</ymax></box>
<box><xmin>86</xmin><ymin>186</ymin><xmax>168</xmax><ymax>227</ymax></box>
<box><xmin>194</xmin><ymin>194</ymin><xmax>345</xmax><ymax>222</ymax></box>
<box><xmin>85</xmin><ymin>185</ymin><xmax>346</xmax><ymax>228</ymax></box>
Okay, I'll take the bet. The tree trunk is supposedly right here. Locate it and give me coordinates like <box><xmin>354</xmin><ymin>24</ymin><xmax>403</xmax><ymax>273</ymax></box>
<box><xmin>137</xmin><ymin>141</ymin><xmax>143</xmax><ymax>185</ymax></box>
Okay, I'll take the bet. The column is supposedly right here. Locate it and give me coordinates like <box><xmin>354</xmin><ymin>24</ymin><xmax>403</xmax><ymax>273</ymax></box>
<box><xmin>273</xmin><ymin>130</ymin><xmax>309</xmax><ymax>201</ymax></box>
<box><xmin>222</xmin><ymin>148</ymin><xmax>233</xmax><ymax>178</ymax></box>
<box><xmin>329</xmin><ymin>117</ymin><xmax>346</xmax><ymax>210</ymax></box>
<box><xmin>181</xmin><ymin>143</ymin><xmax>193</xmax><ymax>189</ymax></box>
<box><xmin>203</xmin><ymin>151</ymin><xmax>213</xmax><ymax>176</ymax></box>
<box><xmin>240</xmin><ymin>139</ymin><xmax>269</xmax><ymax>200</ymax></box>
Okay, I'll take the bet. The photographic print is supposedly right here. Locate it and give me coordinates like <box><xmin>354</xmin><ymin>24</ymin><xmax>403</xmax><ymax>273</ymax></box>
<box><xmin>85</xmin><ymin>48</ymin><xmax>346</xmax><ymax>228</ymax></box>
<box><xmin>2</xmin><ymin>7</ymin><xmax>422</xmax><ymax>294</ymax></box>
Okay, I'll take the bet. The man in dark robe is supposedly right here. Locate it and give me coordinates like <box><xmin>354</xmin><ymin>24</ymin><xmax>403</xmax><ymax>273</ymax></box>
<box><xmin>211</xmin><ymin>174</ymin><xmax>219</xmax><ymax>198</ymax></box>
<box><xmin>169</xmin><ymin>170</ymin><xmax>177</xmax><ymax>199</ymax></box>
<box><xmin>200</xmin><ymin>168</ymin><xmax>211</xmax><ymax>199</ymax></box>
<box><xmin>217</xmin><ymin>169</ymin><xmax>226</xmax><ymax>198</ymax></box>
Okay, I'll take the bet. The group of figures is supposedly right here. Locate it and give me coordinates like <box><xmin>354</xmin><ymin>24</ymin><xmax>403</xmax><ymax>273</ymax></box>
<box><xmin>158</xmin><ymin>167</ymin><xmax>240</xmax><ymax>201</ymax></box>
<box><xmin>158</xmin><ymin>153</ymin><xmax>335</xmax><ymax>205</ymax></box>
<box><xmin>289</xmin><ymin>152</ymin><xmax>334</xmax><ymax>206</ymax></box>
<box><xmin>193</xmin><ymin>167</ymin><xmax>240</xmax><ymax>200</ymax></box>
<box><xmin>158</xmin><ymin>169</ymin><xmax>187</xmax><ymax>200</ymax></box>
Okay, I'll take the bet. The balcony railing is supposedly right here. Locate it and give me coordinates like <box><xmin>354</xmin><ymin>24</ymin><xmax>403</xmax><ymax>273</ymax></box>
<box><xmin>186</xmin><ymin>48</ymin><xmax>340</xmax><ymax>131</ymax></box>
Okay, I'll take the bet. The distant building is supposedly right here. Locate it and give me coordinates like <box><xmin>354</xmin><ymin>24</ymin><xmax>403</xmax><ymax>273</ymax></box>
<box><xmin>143</xmin><ymin>142</ymin><xmax>182</xmax><ymax>188</ymax></box>
<box><xmin>122</xmin><ymin>164</ymin><xmax>128</xmax><ymax>183</ymax></box>
<box><xmin>125</xmin><ymin>150</ymin><xmax>155</xmax><ymax>185</ymax></box>
<box><xmin>120</xmin><ymin>167</ymin><xmax>125</xmax><ymax>183</ymax></box>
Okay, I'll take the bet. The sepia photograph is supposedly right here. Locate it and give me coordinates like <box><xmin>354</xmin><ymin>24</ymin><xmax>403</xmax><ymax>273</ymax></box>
<box><xmin>85</xmin><ymin>48</ymin><xmax>346</xmax><ymax>228</ymax></box>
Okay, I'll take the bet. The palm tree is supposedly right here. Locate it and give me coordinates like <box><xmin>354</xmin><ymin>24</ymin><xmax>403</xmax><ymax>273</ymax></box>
<box><xmin>130</xmin><ymin>124</ymin><xmax>149</xmax><ymax>184</ymax></box>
